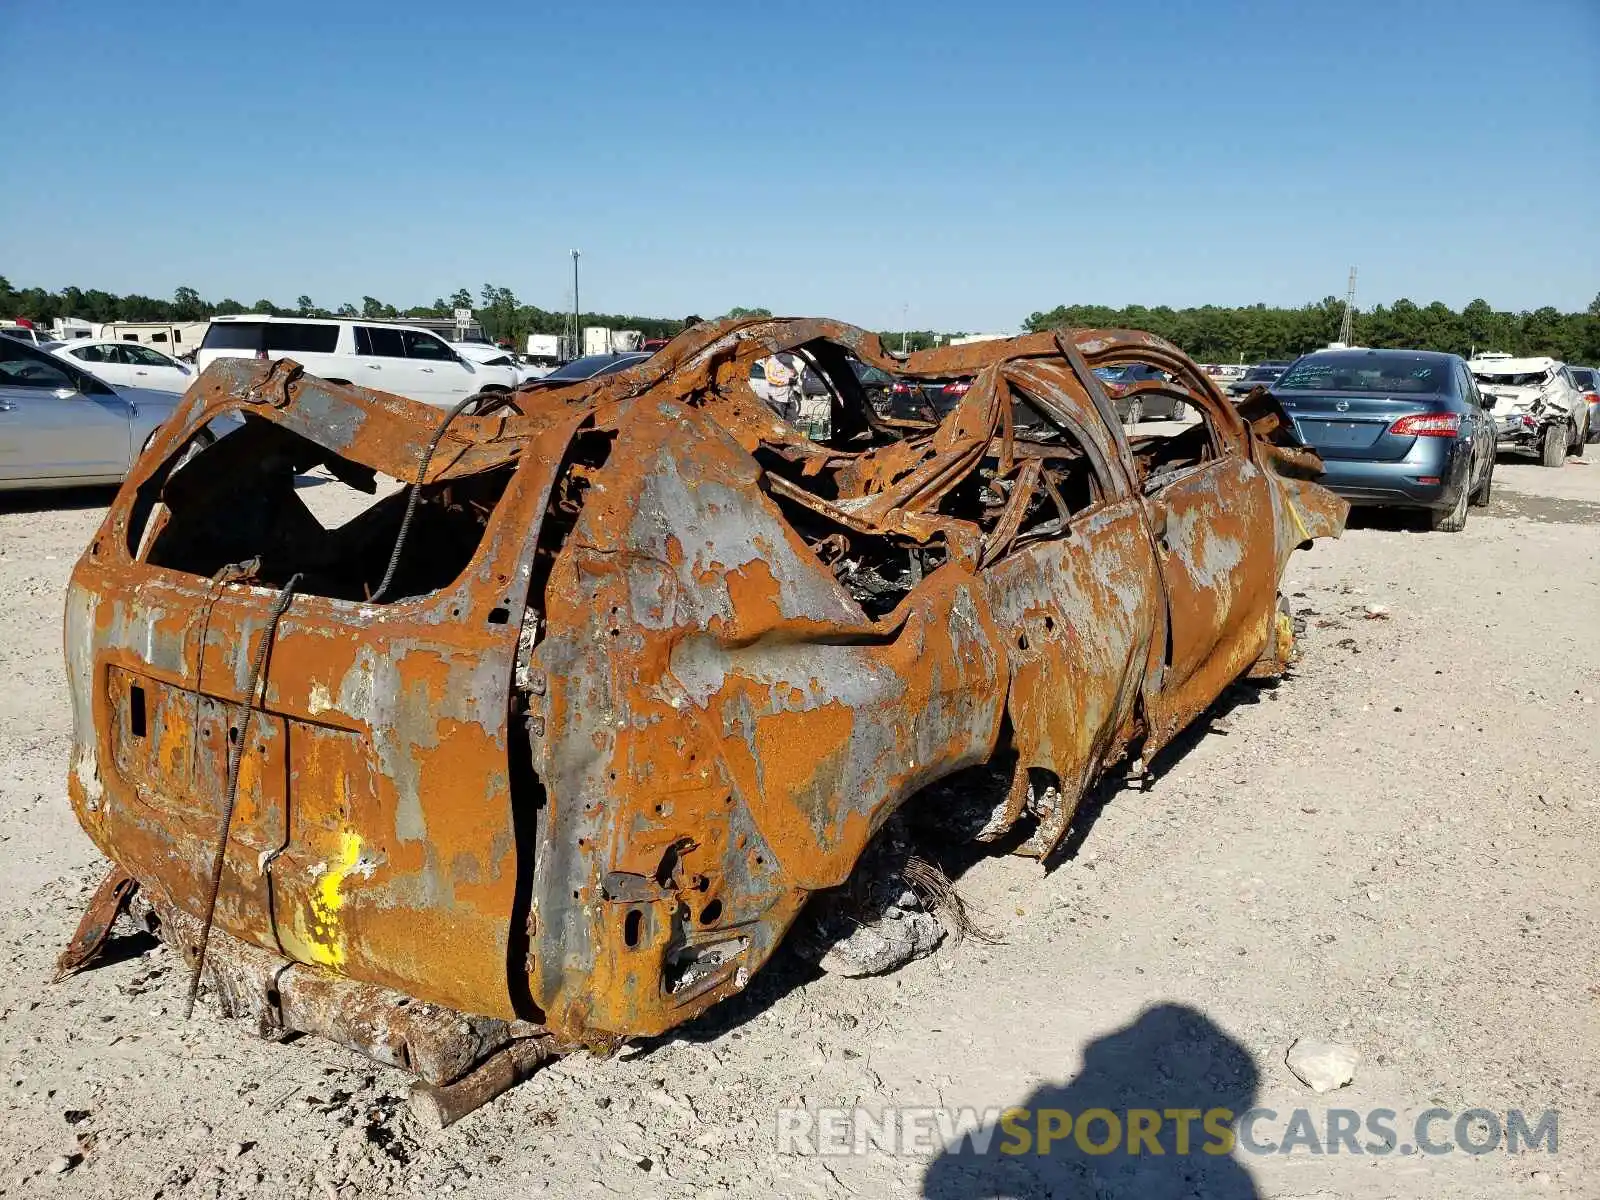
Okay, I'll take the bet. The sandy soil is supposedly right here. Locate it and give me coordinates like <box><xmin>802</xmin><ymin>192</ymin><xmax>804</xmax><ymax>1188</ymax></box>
<box><xmin>1</xmin><ymin>455</ymin><xmax>1596</xmax><ymax>1200</ymax></box>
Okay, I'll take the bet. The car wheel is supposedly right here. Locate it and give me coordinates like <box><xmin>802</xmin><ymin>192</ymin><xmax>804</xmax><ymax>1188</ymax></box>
<box><xmin>1469</xmin><ymin>454</ymin><xmax>1493</xmax><ymax>507</ymax></box>
<box><xmin>1540</xmin><ymin>422</ymin><xmax>1567</xmax><ymax>467</ymax></box>
<box><xmin>1429</xmin><ymin>485</ymin><xmax>1469</xmax><ymax>533</ymax></box>
<box><xmin>1571</xmin><ymin>415</ymin><xmax>1586</xmax><ymax>457</ymax></box>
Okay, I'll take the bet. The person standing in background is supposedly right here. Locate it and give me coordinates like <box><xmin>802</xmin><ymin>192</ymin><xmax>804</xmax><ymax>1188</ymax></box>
<box><xmin>759</xmin><ymin>352</ymin><xmax>800</xmax><ymax>421</ymax></box>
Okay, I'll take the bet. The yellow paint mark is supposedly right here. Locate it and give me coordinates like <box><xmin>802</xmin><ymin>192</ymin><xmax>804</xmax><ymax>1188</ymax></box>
<box><xmin>1274</xmin><ymin>607</ymin><xmax>1296</xmax><ymax>664</ymax></box>
<box><xmin>305</xmin><ymin>829</ymin><xmax>362</xmax><ymax>968</ymax></box>
<box><xmin>1285</xmin><ymin>497</ymin><xmax>1311</xmax><ymax>545</ymax></box>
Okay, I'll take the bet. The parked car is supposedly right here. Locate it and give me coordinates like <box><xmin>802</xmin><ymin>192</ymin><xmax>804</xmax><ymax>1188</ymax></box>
<box><xmin>1467</xmin><ymin>355</ymin><xmax>1587</xmax><ymax>466</ymax></box>
<box><xmin>851</xmin><ymin>361</ymin><xmax>896</xmax><ymax>410</ymax></box>
<box><xmin>1565</xmin><ymin>366</ymin><xmax>1599</xmax><ymax>444</ymax></box>
<box><xmin>0</xmin><ymin>334</ymin><xmax>202</xmax><ymax>490</ymax></box>
<box><xmin>1094</xmin><ymin>363</ymin><xmax>1187</xmax><ymax>422</ymax></box>
<box><xmin>883</xmin><ymin>377</ymin><xmax>970</xmax><ymax>420</ymax></box>
<box><xmin>197</xmin><ymin>316</ymin><xmax>504</xmax><ymax>408</ymax></box>
<box><xmin>59</xmin><ymin>318</ymin><xmax>1344</xmax><ymax>1087</ymax></box>
<box><xmin>0</xmin><ymin>323</ymin><xmax>50</xmax><ymax>347</ymax></box>
<box><xmin>1271</xmin><ymin>348</ymin><xmax>1496</xmax><ymax>531</ymax></box>
<box><xmin>54</xmin><ymin>340</ymin><xmax>196</xmax><ymax>395</ymax></box>
<box><xmin>522</xmin><ymin>351</ymin><xmax>652</xmax><ymax>387</ymax></box>
<box><xmin>1227</xmin><ymin>362</ymin><xmax>1291</xmax><ymax>398</ymax></box>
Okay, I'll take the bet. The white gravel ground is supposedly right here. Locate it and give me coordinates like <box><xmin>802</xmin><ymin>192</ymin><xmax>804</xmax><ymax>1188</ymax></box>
<box><xmin>1</xmin><ymin>456</ymin><xmax>1596</xmax><ymax>1200</ymax></box>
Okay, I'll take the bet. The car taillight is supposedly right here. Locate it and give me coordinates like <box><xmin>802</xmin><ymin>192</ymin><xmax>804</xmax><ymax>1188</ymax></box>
<box><xmin>942</xmin><ymin>381</ymin><xmax>972</xmax><ymax>396</ymax></box>
<box><xmin>890</xmin><ymin>381</ymin><xmax>912</xmax><ymax>394</ymax></box>
<box><xmin>1389</xmin><ymin>413</ymin><xmax>1460</xmax><ymax>437</ymax></box>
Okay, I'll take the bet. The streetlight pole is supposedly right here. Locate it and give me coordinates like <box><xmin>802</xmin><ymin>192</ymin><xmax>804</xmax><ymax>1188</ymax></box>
<box><xmin>570</xmin><ymin>249</ymin><xmax>581</xmax><ymax>361</ymax></box>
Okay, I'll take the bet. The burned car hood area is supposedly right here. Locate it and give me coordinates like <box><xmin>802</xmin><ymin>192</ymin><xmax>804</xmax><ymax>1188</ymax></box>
<box><xmin>59</xmin><ymin>316</ymin><xmax>1346</xmax><ymax>1116</ymax></box>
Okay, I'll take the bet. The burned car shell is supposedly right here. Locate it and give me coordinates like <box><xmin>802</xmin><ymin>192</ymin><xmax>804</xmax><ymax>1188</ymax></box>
<box><xmin>63</xmin><ymin>318</ymin><xmax>1345</xmax><ymax>1071</ymax></box>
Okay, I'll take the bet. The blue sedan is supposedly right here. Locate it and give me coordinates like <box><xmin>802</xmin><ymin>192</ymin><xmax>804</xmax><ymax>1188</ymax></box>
<box><xmin>1270</xmin><ymin>349</ymin><xmax>1497</xmax><ymax>532</ymax></box>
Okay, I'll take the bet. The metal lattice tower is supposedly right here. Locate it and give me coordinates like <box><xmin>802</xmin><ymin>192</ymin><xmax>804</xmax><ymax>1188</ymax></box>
<box><xmin>1338</xmin><ymin>267</ymin><xmax>1357</xmax><ymax>346</ymax></box>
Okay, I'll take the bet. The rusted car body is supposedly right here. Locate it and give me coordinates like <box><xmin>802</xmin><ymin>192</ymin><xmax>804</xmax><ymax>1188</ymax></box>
<box><xmin>61</xmin><ymin>317</ymin><xmax>1344</xmax><ymax>1116</ymax></box>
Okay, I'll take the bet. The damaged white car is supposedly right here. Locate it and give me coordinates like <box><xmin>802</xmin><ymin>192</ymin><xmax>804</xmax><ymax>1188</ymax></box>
<box><xmin>1468</xmin><ymin>354</ymin><xmax>1588</xmax><ymax>466</ymax></box>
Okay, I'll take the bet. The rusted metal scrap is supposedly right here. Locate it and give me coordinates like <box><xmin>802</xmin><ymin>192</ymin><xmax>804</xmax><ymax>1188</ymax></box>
<box><xmin>61</xmin><ymin>317</ymin><xmax>1346</xmax><ymax>1116</ymax></box>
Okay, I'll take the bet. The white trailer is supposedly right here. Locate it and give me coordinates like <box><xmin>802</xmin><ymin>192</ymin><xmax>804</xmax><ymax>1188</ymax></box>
<box><xmin>525</xmin><ymin>333</ymin><xmax>562</xmax><ymax>361</ymax></box>
<box><xmin>98</xmin><ymin>321</ymin><xmax>210</xmax><ymax>358</ymax></box>
<box><xmin>582</xmin><ymin>326</ymin><xmax>612</xmax><ymax>356</ymax></box>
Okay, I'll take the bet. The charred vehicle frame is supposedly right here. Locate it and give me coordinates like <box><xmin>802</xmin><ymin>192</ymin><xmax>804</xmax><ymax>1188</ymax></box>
<box><xmin>58</xmin><ymin>317</ymin><xmax>1345</xmax><ymax>1121</ymax></box>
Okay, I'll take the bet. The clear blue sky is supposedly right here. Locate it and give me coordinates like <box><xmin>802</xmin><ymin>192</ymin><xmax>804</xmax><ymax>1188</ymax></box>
<box><xmin>1</xmin><ymin>0</ymin><xmax>1595</xmax><ymax>330</ymax></box>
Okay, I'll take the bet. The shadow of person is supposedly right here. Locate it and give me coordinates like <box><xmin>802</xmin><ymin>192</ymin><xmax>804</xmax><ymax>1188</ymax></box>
<box><xmin>922</xmin><ymin>1003</ymin><xmax>1261</xmax><ymax>1199</ymax></box>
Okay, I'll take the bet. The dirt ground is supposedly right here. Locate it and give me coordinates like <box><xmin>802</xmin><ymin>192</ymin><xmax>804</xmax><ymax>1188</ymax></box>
<box><xmin>1</xmin><ymin>454</ymin><xmax>1596</xmax><ymax>1200</ymax></box>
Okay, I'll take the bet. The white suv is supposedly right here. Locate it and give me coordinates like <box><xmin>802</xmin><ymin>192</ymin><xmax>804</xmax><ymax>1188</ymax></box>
<box><xmin>197</xmin><ymin>316</ymin><xmax>508</xmax><ymax>407</ymax></box>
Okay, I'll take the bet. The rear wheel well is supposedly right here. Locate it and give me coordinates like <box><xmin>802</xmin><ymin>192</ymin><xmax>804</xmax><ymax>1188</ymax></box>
<box><xmin>141</xmin><ymin>425</ymin><xmax>214</xmax><ymax>457</ymax></box>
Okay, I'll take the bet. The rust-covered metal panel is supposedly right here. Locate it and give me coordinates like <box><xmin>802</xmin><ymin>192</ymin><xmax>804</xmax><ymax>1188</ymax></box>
<box><xmin>61</xmin><ymin>316</ymin><xmax>1346</xmax><ymax>1094</ymax></box>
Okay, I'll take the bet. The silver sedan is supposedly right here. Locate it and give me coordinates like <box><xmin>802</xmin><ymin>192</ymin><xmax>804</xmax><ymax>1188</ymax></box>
<box><xmin>0</xmin><ymin>333</ymin><xmax>193</xmax><ymax>491</ymax></box>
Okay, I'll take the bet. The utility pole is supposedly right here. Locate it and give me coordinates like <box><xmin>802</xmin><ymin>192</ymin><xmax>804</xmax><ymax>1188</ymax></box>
<box><xmin>569</xmin><ymin>251</ymin><xmax>582</xmax><ymax>364</ymax></box>
<box><xmin>901</xmin><ymin>303</ymin><xmax>909</xmax><ymax>354</ymax></box>
<box><xmin>1338</xmin><ymin>266</ymin><xmax>1357</xmax><ymax>347</ymax></box>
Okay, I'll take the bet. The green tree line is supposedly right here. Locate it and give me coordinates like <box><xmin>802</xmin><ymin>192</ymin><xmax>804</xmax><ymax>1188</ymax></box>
<box><xmin>0</xmin><ymin>278</ymin><xmax>690</xmax><ymax>345</ymax></box>
<box><xmin>8</xmin><ymin>276</ymin><xmax>1596</xmax><ymax>364</ymax></box>
<box><xmin>1025</xmin><ymin>295</ymin><xmax>1600</xmax><ymax>364</ymax></box>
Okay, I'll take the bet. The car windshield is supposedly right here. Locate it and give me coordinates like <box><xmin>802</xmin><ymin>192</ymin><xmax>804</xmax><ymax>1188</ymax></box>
<box><xmin>1278</xmin><ymin>353</ymin><xmax>1449</xmax><ymax>394</ymax></box>
<box><xmin>1473</xmin><ymin>369</ymin><xmax>1549</xmax><ymax>388</ymax></box>
<box><xmin>852</xmin><ymin>363</ymin><xmax>894</xmax><ymax>386</ymax></box>
<box><xmin>544</xmin><ymin>353</ymin><xmax>646</xmax><ymax>381</ymax></box>
<box><xmin>1244</xmin><ymin>366</ymin><xmax>1285</xmax><ymax>382</ymax></box>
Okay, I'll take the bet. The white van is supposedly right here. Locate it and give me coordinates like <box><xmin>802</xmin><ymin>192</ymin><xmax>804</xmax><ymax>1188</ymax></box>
<box><xmin>197</xmin><ymin>316</ymin><xmax>507</xmax><ymax>408</ymax></box>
